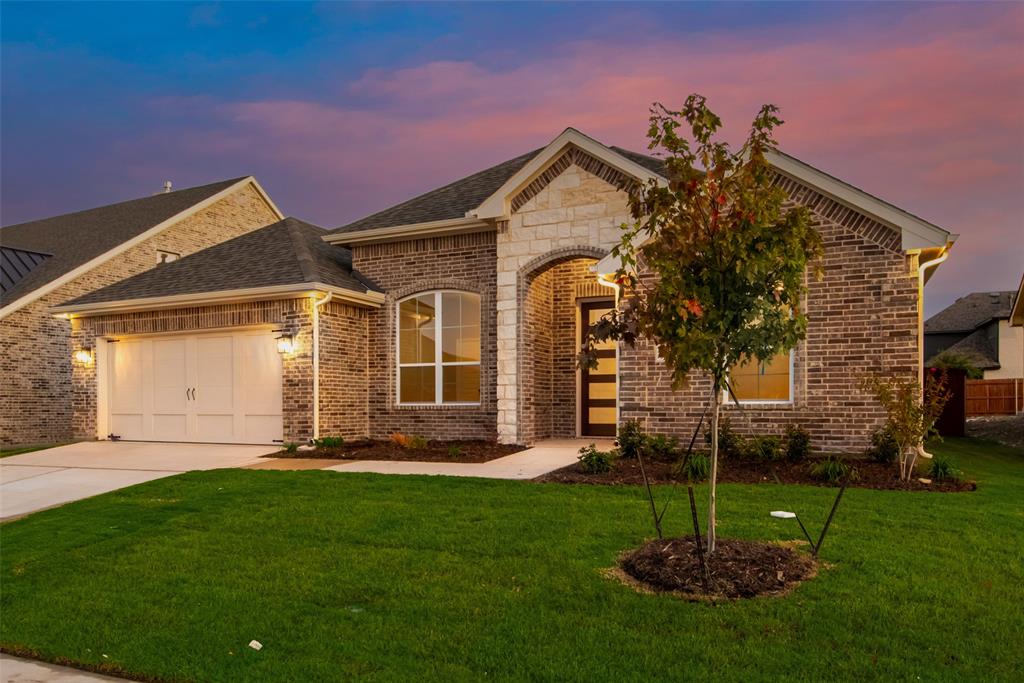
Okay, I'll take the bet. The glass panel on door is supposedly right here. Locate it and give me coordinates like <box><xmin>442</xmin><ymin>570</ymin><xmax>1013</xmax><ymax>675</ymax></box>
<box><xmin>580</xmin><ymin>300</ymin><xmax>617</xmax><ymax>437</ymax></box>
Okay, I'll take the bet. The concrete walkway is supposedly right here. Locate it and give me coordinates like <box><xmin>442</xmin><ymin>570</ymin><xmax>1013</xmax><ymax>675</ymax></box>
<box><xmin>0</xmin><ymin>654</ymin><xmax>122</xmax><ymax>682</ymax></box>
<box><xmin>328</xmin><ymin>438</ymin><xmax>612</xmax><ymax>479</ymax></box>
<box><xmin>0</xmin><ymin>441</ymin><xmax>275</xmax><ymax>521</ymax></box>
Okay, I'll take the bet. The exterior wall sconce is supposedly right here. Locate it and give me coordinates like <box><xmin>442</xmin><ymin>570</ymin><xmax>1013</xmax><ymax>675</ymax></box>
<box><xmin>276</xmin><ymin>333</ymin><xmax>296</xmax><ymax>354</ymax></box>
<box><xmin>73</xmin><ymin>347</ymin><xmax>94</xmax><ymax>365</ymax></box>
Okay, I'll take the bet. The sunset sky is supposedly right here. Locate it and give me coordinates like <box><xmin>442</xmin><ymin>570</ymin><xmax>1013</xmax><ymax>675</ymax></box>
<box><xmin>2</xmin><ymin>1</ymin><xmax>1021</xmax><ymax>315</ymax></box>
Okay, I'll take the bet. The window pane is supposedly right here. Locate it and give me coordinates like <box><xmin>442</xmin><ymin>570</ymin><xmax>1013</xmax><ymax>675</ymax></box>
<box><xmin>588</xmin><ymin>407</ymin><xmax>617</xmax><ymax>425</ymax></box>
<box><xmin>589</xmin><ymin>380</ymin><xmax>616</xmax><ymax>400</ymax></box>
<box><xmin>400</xmin><ymin>366</ymin><xmax>435</xmax><ymax>403</ymax></box>
<box><xmin>729</xmin><ymin>353</ymin><xmax>790</xmax><ymax>401</ymax></box>
<box><xmin>441</xmin><ymin>293</ymin><xmax>480</xmax><ymax>363</ymax></box>
<box><xmin>399</xmin><ymin>295</ymin><xmax>435</xmax><ymax>363</ymax></box>
<box><xmin>442</xmin><ymin>365</ymin><xmax>480</xmax><ymax>403</ymax></box>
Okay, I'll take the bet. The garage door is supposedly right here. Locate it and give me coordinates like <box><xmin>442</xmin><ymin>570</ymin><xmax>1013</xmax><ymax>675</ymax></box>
<box><xmin>107</xmin><ymin>330</ymin><xmax>283</xmax><ymax>444</ymax></box>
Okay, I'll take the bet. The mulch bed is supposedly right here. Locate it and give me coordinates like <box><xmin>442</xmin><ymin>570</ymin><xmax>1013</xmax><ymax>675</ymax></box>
<box><xmin>617</xmin><ymin>536</ymin><xmax>817</xmax><ymax>599</ymax></box>
<box><xmin>267</xmin><ymin>440</ymin><xmax>524</xmax><ymax>463</ymax></box>
<box><xmin>536</xmin><ymin>455</ymin><xmax>976</xmax><ymax>491</ymax></box>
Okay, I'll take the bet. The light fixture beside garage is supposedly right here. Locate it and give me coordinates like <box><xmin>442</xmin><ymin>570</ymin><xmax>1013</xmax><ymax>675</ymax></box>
<box><xmin>73</xmin><ymin>346</ymin><xmax>94</xmax><ymax>365</ymax></box>
<box><xmin>275</xmin><ymin>331</ymin><xmax>296</xmax><ymax>354</ymax></box>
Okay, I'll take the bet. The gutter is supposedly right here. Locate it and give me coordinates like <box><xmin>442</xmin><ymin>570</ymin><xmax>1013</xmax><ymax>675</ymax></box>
<box><xmin>916</xmin><ymin>243</ymin><xmax>952</xmax><ymax>462</ymax></box>
<box><xmin>311</xmin><ymin>291</ymin><xmax>333</xmax><ymax>441</ymax></box>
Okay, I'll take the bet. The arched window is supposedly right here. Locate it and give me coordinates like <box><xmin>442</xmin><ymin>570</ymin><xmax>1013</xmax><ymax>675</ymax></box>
<box><xmin>397</xmin><ymin>291</ymin><xmax>481</xmax><ymax>405</ymax></box>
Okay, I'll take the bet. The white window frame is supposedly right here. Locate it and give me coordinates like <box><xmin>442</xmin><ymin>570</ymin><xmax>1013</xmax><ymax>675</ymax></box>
<box><xmin>724</xmin><ymin>349</ymin><xmax>795</xmax><ymax>406</ymax></box>
<box><xmin>396</xmin><ymin>290</ymin><xmax>481</xmax><ymax>406</ymax></box>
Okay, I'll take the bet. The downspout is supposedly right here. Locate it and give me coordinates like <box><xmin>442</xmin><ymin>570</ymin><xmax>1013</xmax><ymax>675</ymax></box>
<box><xmin>916</xmin><ymin>246</ymin><xmax>950</xmax><ymax>461</ymax></box>
<box><xmin>311</xmin><ymin>291</ymin><xmax>333</xmax><ymax>441</ymax></box>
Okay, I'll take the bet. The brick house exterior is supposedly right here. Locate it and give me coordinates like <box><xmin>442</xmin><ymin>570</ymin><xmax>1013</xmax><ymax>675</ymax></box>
<box><xmin>1</xmin><ymin>180</ymin><xmax>281</xmax><ymax>446</ymax></box>
<box><xmin>46</xmin><ymin>128</ymin><xmax>956</xmax><ymax>454</ymax></box>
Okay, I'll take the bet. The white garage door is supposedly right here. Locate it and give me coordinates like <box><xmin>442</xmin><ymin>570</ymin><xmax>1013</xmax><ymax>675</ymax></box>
<box><xmin>107</xmin><ymin>330</ymin><xmax>283</xmax><ymax>444</ymax></box>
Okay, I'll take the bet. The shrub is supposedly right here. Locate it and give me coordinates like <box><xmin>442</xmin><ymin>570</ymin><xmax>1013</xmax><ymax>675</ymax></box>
<box><xmin>284</xmin><ymin>442</ymin><xmax>299</xmax><ymax>454</ymax></box>
<box><xmin>577</xmin><ymin>444</ymin><xmax>615</xmax><ymax>474</ymax></box>
<box><xmin>810</xmin><ymin>455</ymin><xmax>857</xmax><ymax>484</ymax></box>
<box><xmin>867</xmin><ymin>426</ymin><xmax>900</xmax><ymax>465</ymax></box>
<box><xmin>745</xmin><ymin>435</ymin><xmax>781</xmax><ymax>462</ymax></box>
<box><xmin>644</xmin><ymin>434</ymin><xmax>679</xmax><ymax>461</ymax></box>
<box><xmin>389</xmin><ymin>432</ymin><xmax>427</xmax><ymax>449</ymax></box>
<box><xmin>705</xmin><ymin>417</ymin><xmax>744</xmax><ymax>458</ymax></box>
<box><xmin>784</xmin><ymin>425</ymin><xmax>811</xmax><ymax>462</ymax></box>
<box><xmin>676</xmin><ymin>451</ymin><xmax>710</xmax><ymax>482</ymax></box>
<box><xmin>927</xmin><ymin>454</ymin><xmax>961</xmax><ymax>482</ymax></box>
<box><xmin>407</xmin><ymin>435</ymin><xmax>428</xmax><ymax>449</ymax></box>
<box><xmin>928</xmin><ymin>351</ymin><xmax>982</xmax><ymax>379</ymax></box>
<box><xmin>314</xmin><ymin>436</ymin><xmax>344</xmax><ymax>449</ymax></box>
<box><xmin>616</xmin><ymin>420</ymin><xmax>646</xmax><ymax>459</ymax></box>
<box><xmin>447</xmin><ymin>444</ymin><xmax>464</xmax><ymax>459</ymax></box>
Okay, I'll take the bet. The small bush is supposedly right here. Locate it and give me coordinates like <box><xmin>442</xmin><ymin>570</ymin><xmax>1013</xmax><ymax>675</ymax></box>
<box><xmin>616</xmin><ymin>420</ymin><xmax>646</xmax><ymax>459</ymax></box>
<box><xmin>407</xmin><ymin>435</ymin><xmax>428</xmax><ymax>449</ymax></box>
<box><xmin>314</xmin><ymin>436</ymin><xmax>344</xmax><ymax>449</ymax></box>
<box><xmin>705</xmin><ymin>417</ymin><xmax>744</xmax><ymax>458</ymax></box>
<box><xmin>447</xmin><ymin>444</ymin><xmax>464</xmax><ymax>459</ymax></box>
<box><xmin>746</xmin><ymin>435</ymin><xmax>781</xmax><ymax>462</ymax></box>
<box><xmin>810</xmin><ymin>455</ymin><xmax>857</xmax><ymax>484</ymax></box>
<box><xmin>283</xmin><ymin>442</ymin><xmax>299</xmax><ymax>454</ymax></box>
<box><xmin>644</xmin><ymin>434</ymin><xmax>679</xmax><ymax>461</ymax></box>
<box><xmin>578</xmin><ymin>444</ymin><xmax>616</xmax><ymax>474</ymax></box>
<box><xmin>784</xmin><ymin>425</ymin><xmax>811</xmax><ymax>462</ymax></box>
<box><xmin>867</xmin><ymin>427</ymin><xmax>900</xmax><ymax>465</ymax></box>
<box><xmin>676</xmin><ymin>451</ymin><xmax>710</xmax><ymax>482</ymax></box>
<box><xmin>927</xmin><ymin>454</ymin><xmax>961</xmax><ymax>482</ymax></box>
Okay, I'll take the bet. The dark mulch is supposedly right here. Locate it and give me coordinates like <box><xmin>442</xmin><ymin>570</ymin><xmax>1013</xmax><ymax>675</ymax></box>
<box><xmin>268</xmin><ymin>440</ymin><xmax>524</xmax><ymax>463</ymax></box>
<box><xmin>536</xmin><ymin>454</ymin><xmax>976</xmax><ymax>491</ymax></box>
<box><xmin>619</xmin><ymin>536</ymin><xmax>817</xmax><ymax>599</ymax></box>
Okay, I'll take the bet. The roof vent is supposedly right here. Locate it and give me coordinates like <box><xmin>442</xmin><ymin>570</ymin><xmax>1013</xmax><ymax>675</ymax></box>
<box><xmin>163</xmin><ymin>180</ymin><xmax>173</xmax><ymax>193</ymax></box>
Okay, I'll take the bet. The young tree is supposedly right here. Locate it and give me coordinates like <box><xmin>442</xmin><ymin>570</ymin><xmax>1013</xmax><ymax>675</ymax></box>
<box><xmin>863</xmin><ymin>370</ymin><xmax>950</xmax><ymax>481</ymax></box>
<box><xmin>581</xmin><ymin>95</ymin><xmax>823</xmax><ymax>553</ymax></box>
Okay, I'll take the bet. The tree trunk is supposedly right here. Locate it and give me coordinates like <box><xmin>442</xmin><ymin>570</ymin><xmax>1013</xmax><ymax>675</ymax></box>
<box><xmin>707</xmin><ymin>378</ymin><xmax>721</xmax><ymax>554</ymax></box>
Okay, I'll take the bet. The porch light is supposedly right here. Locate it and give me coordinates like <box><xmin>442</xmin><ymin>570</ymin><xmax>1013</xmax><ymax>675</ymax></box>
<box><xmin>73</xmin><ymin>347</ymin><xmax>94</xmax><ymax>365</ymax></box>
<box><xmin>276</xmin><ymin>334</ymin><xmax>296</xmax><ymax>354</ymax></box>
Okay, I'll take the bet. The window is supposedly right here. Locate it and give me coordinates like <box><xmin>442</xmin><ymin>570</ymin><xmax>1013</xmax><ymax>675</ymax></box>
<box><xmin>728</xmin><ymin>351</ymin><xmax>792</xmax><ymax>402</ymax></box>
<box><xmin>398</xmin><ymin>291</ymin><xmax>480</xmax><ymax>404</ymax></box>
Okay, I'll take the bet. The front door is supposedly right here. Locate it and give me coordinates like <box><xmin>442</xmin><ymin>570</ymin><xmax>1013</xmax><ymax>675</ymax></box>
<box><xmin>580</xmin><ymin>300</ymin><xmax>617</xmax><ymax>437</ymax></box>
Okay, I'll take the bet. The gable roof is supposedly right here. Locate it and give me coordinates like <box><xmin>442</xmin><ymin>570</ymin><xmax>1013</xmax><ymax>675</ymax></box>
<box><xmin>0</xmin><ymin>177</ymin><xmax>282</xmax><ymax>318</ymax></box>
<box><xmin>1</xmin><ymin>246</ymin><xmax>52</xmax><ymax>294</ymax></box>
<box><xmin>927</xmin><ymin>327</ymin><xmax>1001</xmax><ymax>370</ymax></box>
<box><xmin>1012</xmin><ymin>275</ymin><xmax>1024</xmax><ymax>327</ymax></box>
<box><xmin>331</xmin><ymin>129</ymin><xmax>667</xmax><ymax>238</ymax></box>
<box><xmin>925</xmin><ymin>291</ymin><xmax>1016</xmax><ymax>334</ymax></box>
<box><xmin>53</xmin><ymin>218</ymin><xmax>381</xmax><ymax>314</ymax></box>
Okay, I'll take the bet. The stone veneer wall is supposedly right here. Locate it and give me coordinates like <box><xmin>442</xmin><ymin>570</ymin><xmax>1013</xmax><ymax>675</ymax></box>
<box><xmin>350</xmin><ymin>232</ymin><xmax>498</xmax><ymax>440</ymax></box>
<box><xmin>318</xmin><ymin>300</ymin><xmax>370</xmax><ymax>440</ymax></box>
<box><xmin>1</xmin><ymin>184</ymin><xmax>280</xmax><ymax>446</ymax></box>
<box><xmin>619</xmin><ymin>178</ymin><xmax>920</xmax><ymax>453</ymax></box>
<box><xmin>69</xmin><ymin>298</ymin><xmax>317</xmax><ymax>444</ymax></box>
<box><xmin>497</xmin><ymin>157</ymin><xmax>631</xmax><ymax>443</ymax></box>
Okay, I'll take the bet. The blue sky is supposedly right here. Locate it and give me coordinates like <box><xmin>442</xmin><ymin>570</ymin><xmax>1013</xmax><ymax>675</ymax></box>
<box><xmin>2</xmin><ymin>2</ymin><xmax>1022</xmax><ymax>314</ymax></box>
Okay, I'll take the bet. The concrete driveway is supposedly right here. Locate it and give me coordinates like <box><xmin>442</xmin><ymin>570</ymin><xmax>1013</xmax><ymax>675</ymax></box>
<box><xmin>0</xmin><ymin>441</ymin><xmax>276</xmax><ymax>521</ymax></box>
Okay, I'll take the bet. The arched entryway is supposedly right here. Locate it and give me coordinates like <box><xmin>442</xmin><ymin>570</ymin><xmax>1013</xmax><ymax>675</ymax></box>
<box><xmin>517</xmin><ymin>247</ymin><xmax>616</xmax><ymax>444</ymax></box>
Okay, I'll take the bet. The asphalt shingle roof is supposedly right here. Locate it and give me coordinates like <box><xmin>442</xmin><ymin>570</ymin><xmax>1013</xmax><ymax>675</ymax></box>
<box><xmin>0</xmin><ymin>177</ymin><xmax>248</xmax><ymax>304</ymax></box>
<box><xmin>924</xmin><ymin>291</ymin><xmax>1016</xmax><ymax>333</ymax></box>
<box><xmin>928</xmin><ymin>327</ymin><xmax>1001</xmax><ymax>370</ymax></box>
<box><xmin>333</xmin><ymin>144</ymin><xmax>666</xmax><ymax>234</ymax></box>
<box><xmin>62</xmin><ymin>218</ymin><xmax>379</xmax><ymax>307</ymax></box>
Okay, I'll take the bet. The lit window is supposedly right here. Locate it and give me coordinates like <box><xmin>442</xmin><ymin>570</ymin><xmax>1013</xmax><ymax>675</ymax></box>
<box><xmin>398</xmin><ymin>291</ymin><xmax>480</xmax><ymax>404</ymax></box>
<box><xmin>728</xmin><ymin>352</ymin><xmax>791</xmax><ymax>402</ymax></box>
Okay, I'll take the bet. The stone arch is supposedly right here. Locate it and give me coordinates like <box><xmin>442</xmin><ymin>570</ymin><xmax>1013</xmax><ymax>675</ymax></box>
<box><xmin>515</xmin><ymin>246</ymin><xmax>611</xmax><ymax>444</ymax></box>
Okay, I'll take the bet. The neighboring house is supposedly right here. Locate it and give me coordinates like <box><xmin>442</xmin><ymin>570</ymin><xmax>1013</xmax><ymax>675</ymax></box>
<box><xmin>925</xmin><ymin>290</ymin><xmax>1023</xmax><ymax>380</ymax></box>
<box><xmin>52</xmin><ymin>128</ymin><xmax>956</xmax><ymax>452</ymax></box>
<box><xmin>0</xmin><ymin>178</ymin><xmax>283</xmax><ymax>446</ymax></box>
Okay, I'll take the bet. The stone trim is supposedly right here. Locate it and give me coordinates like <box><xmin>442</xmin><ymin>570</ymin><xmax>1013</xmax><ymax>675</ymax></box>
<box><xmin>510</xmin><ymin>147</ymin><xmax>637</xmax><ymax>213</ymax></box>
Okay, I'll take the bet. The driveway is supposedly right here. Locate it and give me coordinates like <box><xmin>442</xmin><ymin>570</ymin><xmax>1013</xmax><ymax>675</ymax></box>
<box><xmin>0</xmin><ymin>441</ymin><xmax>276</xmax><ymax>521</ymax></box>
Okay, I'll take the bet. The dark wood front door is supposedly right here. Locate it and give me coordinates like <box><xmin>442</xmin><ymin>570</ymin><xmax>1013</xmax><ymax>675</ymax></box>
<box><xmin>580</xmin><ymin>300</ymin><xmax>617</xmax><ymax>437</ymax></box>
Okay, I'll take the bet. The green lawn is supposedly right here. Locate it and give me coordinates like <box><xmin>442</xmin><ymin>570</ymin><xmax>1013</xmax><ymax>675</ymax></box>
<box><xmin>0</xmin><ymin>443</ymin><xmax>61</xmax><ymax>458</ymax></box>
<box><xmin>1</xmin><ymin>438</ymin><xmax>1022</xmax><ymax>682</ymax></box>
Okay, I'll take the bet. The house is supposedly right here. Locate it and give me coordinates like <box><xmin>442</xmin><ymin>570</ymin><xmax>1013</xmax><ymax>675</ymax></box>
<box><xmin>925</xmin><ymin>289</ymin><xmax>1023</xmax><ymax>380</ymax></box>
<box><xmin>0</xmin><ymin>178</ymin><xmax>283</xmax><ymax>446</ymax></box>
<box><xmin>47</xmin><ymin>129</ymin><xmax>956</xmax><ymax>452</ymax></box>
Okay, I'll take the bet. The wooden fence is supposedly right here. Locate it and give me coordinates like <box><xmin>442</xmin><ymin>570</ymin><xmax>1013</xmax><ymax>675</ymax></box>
<box><xmin>966</xmin><ymin>379</ymin><xmax>1024</xmax><ymax>416</ymax></box>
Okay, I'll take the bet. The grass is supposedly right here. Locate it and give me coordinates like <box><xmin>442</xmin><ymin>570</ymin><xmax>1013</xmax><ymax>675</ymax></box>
<box><xmin>0</xmin><ymin>443</ymin><xmax>61</xmax><ymax>458</ymax></box>
<box><xmin>1</xmin><ymin>438</ymin><xmax>1022</xmax><ymax>681</ymax></box>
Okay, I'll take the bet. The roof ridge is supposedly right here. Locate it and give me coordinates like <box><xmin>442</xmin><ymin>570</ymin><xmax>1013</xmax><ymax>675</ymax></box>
<box><xmin>285</xmin><ymin>218</ymin><xmax>320</xmax><ymax>283</ymax></box>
